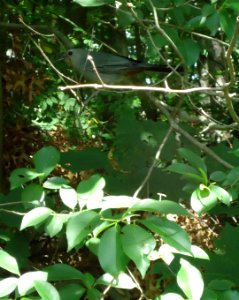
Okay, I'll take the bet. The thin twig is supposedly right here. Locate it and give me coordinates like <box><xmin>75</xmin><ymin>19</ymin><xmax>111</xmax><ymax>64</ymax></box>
<box><xmin>149</xmin><ymin>0</ymin><xmax>186</xmax><ymax>66</ymax></box>
<box><xmin>152</xmin><ymin>97</ymin><xmax>234</xmax><ymax>169</ymax></box>
<box><xmin>134</xmin><ymin>126</ymin><xmax>173</xmax><ymax>198</ymax></box>
<box><xmin>223</xmin><ymin>16</ymin><xmax>239</xmax><ymax>126</ymax></box>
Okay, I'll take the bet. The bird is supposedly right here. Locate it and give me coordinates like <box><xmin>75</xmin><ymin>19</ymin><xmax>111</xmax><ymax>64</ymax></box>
<box><xmin>60</xmin><ymin>48</ymin><xmax>173</xmax><ymax>84</ymax></box>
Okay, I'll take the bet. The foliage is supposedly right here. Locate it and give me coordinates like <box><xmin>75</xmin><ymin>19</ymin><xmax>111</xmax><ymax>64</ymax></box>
<box><xmin>2</xmin><ymin>0</ymin><xmax>239</xmax><ymax>299</ymax></box>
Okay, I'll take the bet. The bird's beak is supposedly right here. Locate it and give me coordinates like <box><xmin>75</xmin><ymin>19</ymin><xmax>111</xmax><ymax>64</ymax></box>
<box><xmin>56</xmin><ymin>52</ymin><xmax>67</xmax><ymax>63</ymax></box>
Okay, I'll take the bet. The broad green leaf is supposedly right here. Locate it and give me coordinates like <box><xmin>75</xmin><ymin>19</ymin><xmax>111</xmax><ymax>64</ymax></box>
<box><xmin>178</xmin><ymin>148</ymin><xmax>207</xmax><ymax>173</ymax></box>
<box><xmin>45</xmin><ymin>215</ymin><xmax>64</xmax><ymax>237</ymax></box>
<box><xmin>21</xmin><ymin>183</ymin><xmax>45</xmax><ymax>209</ymax></box>
<box><xmin>201</xmin><ymin>288</ymin><xmax>217</xmax><ymax>300</ymax></box>
<box><xmin>191</xmin><ymin>245</ymin><xmax>209</xmax><ymax>260</ymax></box>
<box><xmin>205</xmin><ymin>12</ymin><xmax>220</xmax><ymax>35</ymax></box>
<box><xmin>167</xmin><ymin>163</ymin><xmax>203</xmax><ymax>182</ymax></box>
<box><xmin>121</xmin><ymin>224</ymin><xmax>156</xmax><ymax>278</ymax></box>
<box><xmin>34</xmin><ymin>280</ymin><xmax>60</xmax><ymax>300</ymax></box>
<box><xmin>18</xmin><ymin>271</ymin><xmax>48</xmax><ymax>296</ymax></box>
<box><xmin>142</xmin><ymin>217</ymin><xmax>192</xmax><ymax>254</ymax></box>
<box><xmin>0</xmin><ymin>250</ymin><xmax>20</xmax><ymax>275</ymax></box>
<box><xmin>10</xmin><ymin>168</ymin><xmax>43</xmax><ymax>190</ymax></box>
<box><xmin>66</xmin><ymin>211</ymin><xmax>100</xmax><ymax>251</ymax></box>
<box><xmin>159</xmin><ymin>293</ymin><xmax>184</xmax><ymax>300</ymax></box>
<box><xmin>43</xmin><ymin>264</ymin><xmax>84</xmax><ymax>282</ymax></box>
<box><xmin>99</xmin><ymin>196</ymin><xmax>138</xmax><ymax>210</ymax></box>
<box><xmin>87</xmin><ymin>288</ymin><xmax>101</xmax><ymax>300</ymax></box>
<box><xmin>129</xmin><ymin>199</ymin><xmax>190</xmax><ymax>216</ymax></box>
<box><xmin>116</xmin><ymin>4</ymin><xmax>135</xmax><ymax>27</ymax></box>
<box><xmin>86</xmin><ymin>237</ymin><xmax>100</xmax><ymax>256</ymax></box>
<box><xmin>43</xmin><ymin>177</ymin><xmax>69</xmax><ymax>189</ymax></box>
<box><xmin>60</xmin><ymin>148</ymin><xmax>110</xmax><ymax>172</ymax></box>
<box><xmin>58</xmin><ymin>283</ymin><xmax>85</xmax><ymax>300</ymax></box>
<box><xmin>219</xmin><ymin>10</ymin><xmax>236</xmax><ymax>38</ymax></box>
<box><xmin>208</xmin><ymin>279</ymin><xmax>234</xmax><ymax>291</ymax></box>
<box><xmin>97</xmin><ymin>272</ymin><xmax>137</xmax><ymax>289</ymax></box>
<box><xmin>59</xmin><ymin>186</ymin><xmax>78</xmax><ymax>209</ymax></box>
<box><xmin>20</xmin><ymin>207</ymin><xmax>52</xmax><ymax>230</ymax></box>
<box><xmin>0</xmin><ymin>277</ymin><xmax>18</xmax><ymax>297</ymax></box>
<box><xmin>33</xmin><ymin>146</ymin><xmax>60</xmax><ymax>178</ymax></box>
<box><xmin>98</xmin><ymin>226</ymin><xmax>128</xmax><ymax>276</ymax></box>
<box><xmin>178</xmin><ymin>39</ymin><xmax>200</xmax><ymax>66</ymax></box>
<box><xmin>211</xmin><ymin>185</ymin><xmax>232</xmax><ymax>206</ymax></box>
<box><xmin>73</xmin><ymin>0</ymin><xmax>113</xmax><ymax>7</ymax></box>
<box><xmin>223</xmin><ymin>167</ymin><xmax>239</xmax><ymax>186</ymax></box>
<box><xmin>191</xmin><ymin>186</ymin><xmax>217</xmax><ymax>214</ymax></box>
<box><xmin>177</xmin><ymin>258</ymin><xmax>204</xmax><ymax>300</ymax></box>
<box><xmin>210</xmin><ymin>171</ymin><xmax>227</xmax><ymax>182</ymax></box>
<box><xmin>77</xmin><ymin>174</ymin><xmax>105</xmax><ymax>209</ymax></box>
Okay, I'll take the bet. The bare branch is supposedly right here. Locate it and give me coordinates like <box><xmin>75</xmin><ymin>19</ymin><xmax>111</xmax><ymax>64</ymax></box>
<box><xmin>59</xmin><ymin>82</ymin><xmax>223</xmax><ymax>94</ymax></box>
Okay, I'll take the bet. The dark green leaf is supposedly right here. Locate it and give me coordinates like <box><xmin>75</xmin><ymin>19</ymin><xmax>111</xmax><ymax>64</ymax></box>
<box><xmin>66</xmin><ymin>211</ymin><xmax>100</xmax><ymax>251</ymax></box>
<box><xmin>43</xmin><ymin>264</ymin><xmax>84</xmax><ymax>281</ymax></box>
<box><xmin>98</xmin><ymin>226</ymin><xmax>128</xmax><ymax>276</ymax></box>
<box><xmin>10</xmin><ymin>168</ymin><xmax>43</xmax><ymax>190</ymax></box>
<box><xmin>142</xmin><ymin>217</ymin><xmax>192</xmax><ymax>254</ymax></box>
<box><xmin>129</xmin><ymin>199</ymin><xmax>190</xmax><ymax>216</ymax></box>
<box><xmin>33</xmin><ymin>146</ymin><xmax>60</xmax><ymax>178</ymax></box>
<box><xmin>121</xmin><ymin>224</ymin><xmax>156</xmax><ymax>278</ymax></box>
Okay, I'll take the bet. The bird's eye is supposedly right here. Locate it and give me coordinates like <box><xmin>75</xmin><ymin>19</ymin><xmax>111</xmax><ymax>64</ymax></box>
<box><xmin>68</xmin><ymin>50</ymin><xmax>73</xmax><ymax>56</ymax></box>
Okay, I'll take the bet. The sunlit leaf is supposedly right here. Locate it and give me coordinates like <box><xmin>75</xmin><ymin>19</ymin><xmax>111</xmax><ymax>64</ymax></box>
<box><xmin>177</xmin><ymin>259</ymin><xmax>204</xmax><ymax>300</ymax></box>
<box><xmin>20</xmin><ymin>207</ymin><xmax>52</xmax><ymax>230</ymax></box>
<box><xmin>0</xmin><ymin>250</ymin><xmax>20</xmax><ymax>275</ymax></box>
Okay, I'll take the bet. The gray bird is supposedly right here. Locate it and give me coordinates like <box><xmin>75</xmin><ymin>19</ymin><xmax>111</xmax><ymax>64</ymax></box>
<box><xmin>60</xmin><ymin>48</ymin><xmax>171</xmax><ymax>84</ymax></box>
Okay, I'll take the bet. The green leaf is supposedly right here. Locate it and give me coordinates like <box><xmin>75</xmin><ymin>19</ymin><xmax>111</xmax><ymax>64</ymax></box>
<box><xmin>21</xmin><ymin>184</ymin><xmax>45</xmax><ymax>209</ymax></box>
<box><xmin>77</xmin><ymin>174</ymin><xmax>105</xmax><ymax>209</ymax></box>
<box><xmin>190</xmin><ymin>186</ymin><xmax>218</xmax><ymax>214</ymax></box>
<box><xmin>0</xmin><ymin>250</ymin><xmax>20</xmax><ymax>275</ymax></box>
<box><xmin>0</xmin><ymin>277</ymin><xmax>18</xmax><ymax>297</ymax></box>
<box><xmin>142</xmin><ymin>217</ymin><xmax>192</xmax><ymax>254</ymax></box>
<box><xmin>178</xmin><ymin>148</ymin><xmax>207</xmax><ymax>173</ymax></box>
<box><xmin>86</xmin><ymin>237</ymin><xmax>100</xmax><ymax>256</ymax></box>
<box><xmin>211</xmin><ymin>185</ymin><xmax>232</xmax><ymax>206</ymax></box>
<box><xmin>20</xmin><ymin>207</ymin><xmax>52</xmax><ymax>230</ymax></box>
<box><xmin>219</xmin><ymin>10</ymin><xmax>236</xmax><ymax>38</ymax></box>
<box><xmin>100</xmin><ymin>196</ymin><xmax>138</xmax><ymax>210</ymax></box>
<box><xmin>96</xmin><ymin>272</ymin><xmax>137</xmax><ymax>289</ymax></box>
<box><xmin>10</xmin><ymin>168</ymin><xmax>43</xmax><ymax>190</ymax></box>
<box><xmin>178</xmin><ymin>39</ymin><xmax>200</xmax><ymax>66</ymax></box>
<box><xmin>59</xmin><ymin>186</ymin><xmax>78</xmax><ymax>209</ymax></box>
<box><xmin>210</xmin><ymin>171</ymin><xmax>227</xmax><ymax>182</ymax></box>
<box><xmin>121</xmin><ymin>224</ymin><xmax>156</xmax><ymax>278</ymax></box>
<box><xmin>58</xmin><ymin>283</ymin><xmax>85</xmax><ymax>300</ymax></box>
<box><xmin>66</xmin><ymin>211</ymin><xmax>100</xmax><ymax>251</ymax></box>
<box><xmin>159</xmin><ymin>293</ymin><xmax>184</xmax><ymax>300</ymax></box>
<box><xmin>87</xmin><ymin>288</ymin><xmax>101</xmax><ymax>300</ymax></box>
<box><xmin>190</xmin><ymin>245</ymin><xmax>209</xmax><ymax>260</ymax></box>
<box><xmin>223</xmin><ymin>167</ymin><xmax>239</xmax><ymax>185</ymax></box>
<box><xmin>208</xmin><ymin>279</ymin><xmax>234</xmax><ymax>291</ymax></box>
<box><xmin>98</xmin><ymin>226</ymin><xmax>128</xmax><ymax>276</ymax></box>
<box><xmin>167</xmin><ymin>163</ymin><xmax>204</xmax><ymax>182</ymax></box>
<box><xmin>18</xmin><ymin>271</ymin><xmax>48</xmax><ymax>296</ymax></box>
<box><xmin>43</xmin><ymin>264</ymin><xmax>84</xmax><ymax>282</ymax></box>
<box><xmin>73</xmin><ymin>0</ymin><xmax>113</xmax><ymax>7</ymax></box>
<box><xmin>34</xmin><ymin>280</ymin><xmax>60</xmax><ymax>300</ymax></box>
<box><xmin>60</xmin><ymin>148</ymin><xmax>110</xmax><ymax>172</ymax></box>
<box><xmin>33</xmin><ymin>146</ymin><xmax>60</xmax><ymax>178</ymax></box>
<box><xmin>129</xmin><ymin>199</ymin><xmax>190</xmax><ymax>216</ymax></box>
<box><xmin>177</xmin><ymin>259</ymin><xmax>204</xmax><ymax>300</ymax></box>
<box><xmin>43</xmin><ymin>177</ymin><xmax>69</xmax><ymax>189</ymax></box>
<box><xmin>45</xmin><ymin>215</ymin><xmax>64</xmax><ymax>237</ymax></box>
